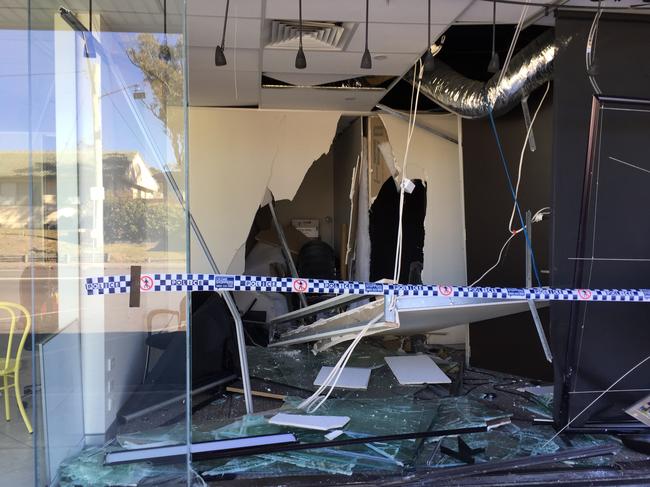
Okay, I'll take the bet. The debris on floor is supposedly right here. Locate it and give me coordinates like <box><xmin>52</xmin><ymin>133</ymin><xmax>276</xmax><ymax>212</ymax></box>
<box><xmin>57</xmin><ymin>342</ymin><xmax>648</xmax><ymax>485</ymax></box>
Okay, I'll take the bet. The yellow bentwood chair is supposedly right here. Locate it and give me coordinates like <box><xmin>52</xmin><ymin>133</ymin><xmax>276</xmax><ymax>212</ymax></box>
<box><xmin>0</xmin><ymin>302</ymin><xmax>32</xmax><ymax>433</ymax></box>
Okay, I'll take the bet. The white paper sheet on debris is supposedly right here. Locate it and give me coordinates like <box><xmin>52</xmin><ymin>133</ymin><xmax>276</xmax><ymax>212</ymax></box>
<box><xmin>313</xmin><ymin>366</ymin><xmax>372</xmax><ymax>390</ymax></box>
<box><xmin>384</xmin><ymin>355</ymin><xmax>451</xmax><ymax>385</ymax></box>
<box><xmin>268</xmin><ymin>413</ymin><xmax>350</xmax><ymax>431</ymax></box>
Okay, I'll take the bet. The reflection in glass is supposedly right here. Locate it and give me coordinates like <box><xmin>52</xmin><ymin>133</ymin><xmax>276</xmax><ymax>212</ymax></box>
<box><xmin>17</xmin><ymin>1</ymin><xmax>191</xmax><ymax>484</ymax></box>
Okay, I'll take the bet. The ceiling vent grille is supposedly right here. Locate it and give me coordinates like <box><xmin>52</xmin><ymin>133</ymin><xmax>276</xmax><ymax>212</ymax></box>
<box><xmin>266</xmin><ymin>20</ymin><xmax>354</xmax><ymax>51</ymax></box>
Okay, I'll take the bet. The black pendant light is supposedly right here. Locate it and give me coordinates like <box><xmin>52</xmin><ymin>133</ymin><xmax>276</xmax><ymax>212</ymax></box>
<box><xmin>295</xmin><ymin>0</ymin><xmax>306</xmax><ymax>69</ymax></box>
<box><xmin>360</xmin><ymin>0</ymin><xmax>372</xmax><ymax>69</ymax></box>
<box><xmin>423</xmin><ymin>0</ymin><xmax>435</xmax><ymax>72</ymax></box>
<box><xmin>159</xmin><ymin>0</ymin><xmax>172</xmax><ymax>61</ymax></box>
<box><xmin>487</xmin><ymin>0</ymin><xmax>500</xmax><ymax>73</ymax></box>
<box><xmin>215</xmin><ymin>0</ymin><xmax>229</xmax><ymax>66</ymax></box>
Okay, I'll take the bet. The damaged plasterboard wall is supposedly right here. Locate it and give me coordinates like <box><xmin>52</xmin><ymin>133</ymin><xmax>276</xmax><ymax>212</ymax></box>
<box><xmin>333</xmin><ymin>119</ymin><xmax>363</xmax><ymax>280</ymax></box>
<box><xmin>378</xmin><ymin>113</ymin><xmax>468</xmax><ymax>345</ymax></box>
<box><xmin>273</xmin><ymin>151</ymin><xmax>336</xmax><ymax>248</ymax></box>
<box><xmin>188</xmin><ymin>108</ymin><xmax>342</xmax><ymax>274</ymax></box>
<box><xmin>355</xmin><ymin>136</ymin><xmax>371</xmax><ymax>282</ymax></box>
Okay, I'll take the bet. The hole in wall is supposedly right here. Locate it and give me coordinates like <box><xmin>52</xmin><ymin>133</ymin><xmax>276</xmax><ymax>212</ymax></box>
<box><xmin>369</xmin><ymin>178</ymin><xmax>426</xmax><ymax>284</ymax></box>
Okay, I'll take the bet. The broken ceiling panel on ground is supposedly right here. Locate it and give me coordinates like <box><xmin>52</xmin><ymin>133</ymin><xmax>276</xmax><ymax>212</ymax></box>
<box><xmin>270</xmin><ymin>294</ymin><xmax>548</xmax><ymax>349</ymax></box>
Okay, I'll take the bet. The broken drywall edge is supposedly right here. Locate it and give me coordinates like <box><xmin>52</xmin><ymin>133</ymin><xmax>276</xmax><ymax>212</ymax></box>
<box><xmin>226</xmin><ymin>243</ymin><xmax>246</xmax><ymax>275</ymax></box>
<box><xmin>189</xmin><ymin>108</ymin><xmax>343</xmax><ymax>274</ymax></box>
<box><xmin>377</xmin><ymin>141</ymin><xmax>401</xmax><ymax>191</ymax></box>
<box><xmin>310</xmin><ymin>325</ymin><xmax>394</xmax><ymax>353</ymax></box>
<box><xmin>267</xmin><ymin>111</ymin><xmax>342</xmax><ymax>202</ymax></box>
<box><xmin>280</xmin><ymin>299</ymin><xmax>384</xmax><ymax>338</ymax></box>
<box><xmin>355</xmin><ymin>137</ymin><xmax>371</xmax><ymax>282</ymax></box>
<box><xmin>271</xmin><ymin>320</ymin><xmax>398</xmax><ymax>350</ymax></box>
<box><xmin>345</xmin><ymin>156</ymin><xmax>360</xmax><ymax>269</ymax></box>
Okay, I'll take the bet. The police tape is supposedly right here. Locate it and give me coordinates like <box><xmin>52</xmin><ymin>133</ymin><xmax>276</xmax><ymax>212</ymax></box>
<box><xmin>83</xmin><ymin>273</ymin><xmax>650</xmax><ymax>303</ymax></box>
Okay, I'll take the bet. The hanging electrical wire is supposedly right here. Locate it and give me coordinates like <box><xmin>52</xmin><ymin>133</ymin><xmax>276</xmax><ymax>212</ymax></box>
<box><xmin>487</xmin><ymin>111</ymin><xmax>543</xmax><ymax>287</ymax></box>
<box><xmin>297</xmin><ymin>58</ymin><xmax>427</xmax><ymax>413</ymax></box>
<box><xmin>360</xmin><ymin>0</ymin><xmax>372</xmax><ymax>69</ymax></box>
<box><xmin>471</xmin><ymin>233</ymin><xmax>518</xmax><ymax>287</ymax></box>
<box><xmin>508</xmin><ymin>81</ymin><xmax>551</xmax><ymax>233</ymax></box>
<box><xmin>159</xmin><ymin>0</ymin><xmax>172</xmax><ymax>61</ymax></box>
<box><xmin>321</xmin><ymin>60</ymin><xmax>419</xmax><ymax>395</ymax></box>
<box><xmin>297</xmin><ymin>312</ymin><xmax>385</xmax><ymax>413</ymax></box>
<box><xmin>295</xmin><ymin>0</ymin><xmax>306</xmax><ymax>69</ymax></box>
<box><xmin>487</xmin><ymin>0</ymin><xmax>500</xmax><ymax>73</ymax></box>
<box><xmin>423</xmin><ymin>0</ymin><xmax>436</xmax><ymax>72</ymax></box>
<box><xmin>473</xmin><ymin>2</ymin><xmax>547</xmax><ymax>288</ymax></box>
<box><xmin>496</xmin><ymin>0</ymin><xmax>530</xmax><ymax>88</ymax></box>
<box><xmin>471</xmin><ymin>206</ymin><xmax>550</xmax><ymax>286</ymax></box>
<box><xmin>393</xmin><ymin>59</ymin><xmax>425</xmax><ymax>285</ymax></box>
<box><xmin>476</xmin><ymin>0</ymin><xmax>544</xmax><ymax>288</ymax></box>
<box><xmin>215</xmin><ymin>0</ymin><xmax>230</xmax><ymax>66</ymax></box>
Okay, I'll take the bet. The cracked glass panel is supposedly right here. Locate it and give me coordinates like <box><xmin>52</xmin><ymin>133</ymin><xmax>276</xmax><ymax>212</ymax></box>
<box><xmin>57</xmin><ymin>448</ymin><xmax>186</xmax><ymax>487</ymax></box>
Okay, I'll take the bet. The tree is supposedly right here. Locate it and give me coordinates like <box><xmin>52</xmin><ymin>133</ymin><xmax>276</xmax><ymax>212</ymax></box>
<box><xmin>127</xmin><ymin>34</ymin><xmax>185</xmax><ymax>167</ymax></box>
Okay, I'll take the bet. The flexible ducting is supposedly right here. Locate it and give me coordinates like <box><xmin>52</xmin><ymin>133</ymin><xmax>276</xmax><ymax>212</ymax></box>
<box><xmin>411</xmin><ymin>30</ymin><xmax>560</xmax><ymax>119</ymax></box>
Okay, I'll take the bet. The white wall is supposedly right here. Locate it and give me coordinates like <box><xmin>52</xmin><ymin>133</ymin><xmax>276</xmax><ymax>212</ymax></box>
<box><xmin>188</xmin><ymin>108</ymin><xmax>341</xmax><ymax>274</ymax></box>
<box><xmin>379</xmin><ymin>113</ymin><xmax>468</xmax><ymax>344</ymax></box>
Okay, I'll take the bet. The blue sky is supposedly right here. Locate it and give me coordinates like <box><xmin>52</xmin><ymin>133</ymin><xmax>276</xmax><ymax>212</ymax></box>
<box><xmin>0</xmin><ymin>28</ymin><xmax>179</xmax><ymax>169</ymax></box>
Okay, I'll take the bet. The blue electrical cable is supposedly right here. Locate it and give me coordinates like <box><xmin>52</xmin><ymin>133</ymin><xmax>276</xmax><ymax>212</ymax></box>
<box><xmin>487</xmin><ymin>110</ymin><xmax>543</xmax><ymax>287</ymax></box>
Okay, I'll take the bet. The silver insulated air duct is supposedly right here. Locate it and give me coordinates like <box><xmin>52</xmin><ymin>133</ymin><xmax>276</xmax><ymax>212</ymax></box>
<box><xmin>412</xmin><ymin>30</ymin><xmax>557</xmax><ymax>119</ymax></box>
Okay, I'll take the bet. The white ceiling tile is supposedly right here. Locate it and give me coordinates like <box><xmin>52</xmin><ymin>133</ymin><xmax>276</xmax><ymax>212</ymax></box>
<box><xmin>456</xmin><ymin>2</ymin><xmax>548</xmax><ymax>24</ymax></box>
<box><xmin>188</xmin><ymin>16</ymin><xmax>261</xmax><ymax>49</ymax></box>
<box><xmin>190</xmin><ymin>46</ymin><xmax>260</xmax><ymax>72</ymax></box>
<box><xmin>260</xmin><ymin>86</ymin><xmax>385</xmax><ymax>111</ymax></box>
<box><xmin>262</xmin><ymin>49</ymin><xmax>419</xmax><ymax>76</ymax></box>
<box><xmin>345</xmin><ymin>22</ymin><xmax>447</xmax><ymax>53</ymax></box>
<box><xmin>189</xmin><ymin>69</ymin><xmax>260</xmax><ymax>107</ymax></box>
<box><xmin>265</xmin><ymin>0</ymin><xmax>472</xmax><ymax>25</ymax></box>
<box><xmin>187</xmin><ymin>0</ymin><xmax>262</xmax><ymax>18</ymax></box>
<box><xmin>264</xmin><ymin>72</ymin><xmax>366</xmax><ymax>86</ymax></box>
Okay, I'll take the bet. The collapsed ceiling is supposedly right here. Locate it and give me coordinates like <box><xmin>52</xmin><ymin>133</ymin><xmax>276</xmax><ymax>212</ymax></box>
<box><xmin>5</xmin><ymin>0</ymin><xmax>649</xmax><ymax>111</ymax></box>
<box><xmin>186</xmin><ymin>0</ymin><xmax>650</xmax><ymax>110</ymax></box>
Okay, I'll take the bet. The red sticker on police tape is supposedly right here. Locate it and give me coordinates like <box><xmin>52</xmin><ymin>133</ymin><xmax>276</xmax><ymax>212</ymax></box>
<box><xmin>293</xmin><ymin>279</ymin><xmax>309</xmax><ymax>293</ymax></box>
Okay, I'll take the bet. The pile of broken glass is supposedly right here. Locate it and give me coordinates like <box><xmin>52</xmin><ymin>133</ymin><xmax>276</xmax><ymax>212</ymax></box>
<box><xmin>58</xmin><ymin>341</ymin><xmax>621</xmax><ymax>486</ymax></box>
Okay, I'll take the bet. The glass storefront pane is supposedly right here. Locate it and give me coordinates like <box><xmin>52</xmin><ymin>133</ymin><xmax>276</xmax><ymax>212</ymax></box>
<box><xmin>0</xmin><ymin>2</ymin><xmax>34</xmax><ymax>486</ymax></box>
<box><xmin>8</xmin><ymin>2</ymin><xmax>648</xmax><ymax>485</ymax></box>
<box><xmin>24</xmin><ymin>1</ymin><xmax>190</xmax><ymax>484</ymax></box>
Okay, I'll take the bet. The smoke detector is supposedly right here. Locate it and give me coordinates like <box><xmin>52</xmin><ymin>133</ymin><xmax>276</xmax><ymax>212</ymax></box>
<box><xmin>266</xmin><ymin>20</ymin><xmax>355</xmax><ymax>51</ymax></box>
